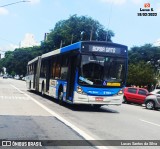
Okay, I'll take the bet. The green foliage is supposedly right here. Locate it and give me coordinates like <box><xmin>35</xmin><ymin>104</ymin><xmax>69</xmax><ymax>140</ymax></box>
<box><xmin>46</xmin><ymin>15</ymin><xmax>114</xmax><ymax>50</ymax></box>
<box><xmin>127</xmin><ymin>44</ymin><xmax>160</xmax><ymax>87</ymax></box>
<box><xmin>127</xmin><ymin>61</ymin><xmax>156</xmax><ymax>86</ymax></box>
<box><xmin>129</xmin><ymin>44</ymin><xmax>160</xmax><ymax>64</ymax></box>
<box><xmin>1</xmin><ymin>46</ymin><xmax>42</xmax><ymax>76</ymax></box>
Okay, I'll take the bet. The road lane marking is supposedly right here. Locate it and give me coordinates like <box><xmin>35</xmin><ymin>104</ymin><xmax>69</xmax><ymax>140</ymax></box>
<box><xmin>0</xmin><ymin>96</ymin><xmax>30</xmax><ymax>100</ymax></box>
<box><xmin>140</xmin><ymin>119</ymin><xmax>160</xmax><ymax>127</ymax></box>
<box><xmin>10</xmin><ymin>85</ymin><xmax>108</xmax><ymax>149</ymax></box>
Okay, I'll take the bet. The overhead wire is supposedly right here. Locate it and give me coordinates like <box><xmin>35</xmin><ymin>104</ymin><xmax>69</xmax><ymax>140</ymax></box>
<box><xmin>0</xmin><ymin>0</ymin><xmax>30</xmax><ymax>7</ymax></box>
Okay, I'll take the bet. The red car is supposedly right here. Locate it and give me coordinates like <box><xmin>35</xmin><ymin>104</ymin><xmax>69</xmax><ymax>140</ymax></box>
<box><xmin>123</xmin><ymin>87</ymin><xmax>149</xmax><ymax>104</ymax></box>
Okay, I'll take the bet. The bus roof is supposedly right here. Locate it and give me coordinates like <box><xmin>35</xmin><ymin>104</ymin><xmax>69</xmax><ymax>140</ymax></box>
<box><xmin>28</xmin><ymin>56</ymin><xmax>39</xmax><ymax>65</ymax></box>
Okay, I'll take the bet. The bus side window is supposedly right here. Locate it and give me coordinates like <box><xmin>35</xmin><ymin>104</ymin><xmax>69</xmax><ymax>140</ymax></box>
<box><xmin>51</xmin><ymin>60</ymin><xmax>56</xmax><ymax>79</ymax></box>
<box><xmin>60</xmin><ymin>56</ymin><xmax>69</xmax><ymax>80</ymax></box>
<box><xmin>40</xmin><ymin>61</ymin><xmax>47</xmax><ymax>78</ymax></box>
<box><xmin>54</xmin><ymin>57</ymin><xmax>61</xmax><ymax>79</ymax></box>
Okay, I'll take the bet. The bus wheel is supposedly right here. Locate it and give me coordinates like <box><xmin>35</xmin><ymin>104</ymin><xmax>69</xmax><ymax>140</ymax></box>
<box><xmin>58</xmin><ymin>91</ymin><xmax>64</xmax><ymax>105</ymax></box>
<box><xmin>93</xmin><ymin>104</ymin><xmax>101</xmax><ymax>109</ymax></box>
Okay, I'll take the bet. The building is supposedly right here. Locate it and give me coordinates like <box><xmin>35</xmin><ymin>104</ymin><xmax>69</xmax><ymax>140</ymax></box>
<box><xmin>20</xmin><ymin>33</ymin><xmax>40</xmax><ymax>48</ymax></box>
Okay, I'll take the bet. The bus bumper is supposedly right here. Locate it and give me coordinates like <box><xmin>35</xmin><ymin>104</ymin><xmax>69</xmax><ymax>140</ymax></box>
<box><xmin>73</xmin><ymin>92</ymin><xmax>123</xmax><ymax>105</ymax></box>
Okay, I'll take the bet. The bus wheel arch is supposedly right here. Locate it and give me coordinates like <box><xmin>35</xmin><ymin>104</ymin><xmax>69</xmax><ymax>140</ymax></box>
<box><xmin>58</xmin><ymin>85</ymin><xmax>64</xmax><ymax>105</ymax></box>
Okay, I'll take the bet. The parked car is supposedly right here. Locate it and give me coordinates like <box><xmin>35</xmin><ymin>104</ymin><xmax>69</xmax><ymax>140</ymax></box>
<box><xmin>22</xmin><ymin>77</ymin><xmax>26</xmax><ymax>81</ymax></box>
<box><xmin>144</xmin><ymin>89</ymin><xmax>160</xmax><ymax>110</ymax></box>
<box><xmin>123</xmin><ymin>87</ymin><xmax>149</xmax><ymax>104</ymax></box>
<box><xmin>3</xmin><ymin>75</ymin><xmax>8</xmax><ymax>79</ymax></box>
<box><xmin>14</xmin><ymin>75</ymin><xmax>20</xmax><ymax>80</ymax></box>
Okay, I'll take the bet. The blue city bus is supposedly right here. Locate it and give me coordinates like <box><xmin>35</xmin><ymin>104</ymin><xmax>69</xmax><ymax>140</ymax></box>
<box><xmin>26</xmin><ymin>41</ymin><xmax>128</xmax><ymax>108</ymax></box>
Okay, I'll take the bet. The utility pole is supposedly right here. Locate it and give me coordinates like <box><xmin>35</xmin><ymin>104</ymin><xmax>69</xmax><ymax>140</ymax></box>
<box><xmin>71</xmin><ymin>34</ymin><xmax>73</xmax><ymax>44</ymax></box>
<box><xmin>90</xmin><ymin>25</ymin><xmax>93</xmax><ymax>41</ymax></box>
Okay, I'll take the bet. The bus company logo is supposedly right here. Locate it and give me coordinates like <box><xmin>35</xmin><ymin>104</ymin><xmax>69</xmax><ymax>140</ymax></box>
<box><xmin>137</xmin><ymin>3</ymin><xmax>157</xmax><ymax>16</ymax></box>
<box><xmin>2</xmin><ymin>141</ymin><xmax>11</xmax><ymax>146</ymax></box>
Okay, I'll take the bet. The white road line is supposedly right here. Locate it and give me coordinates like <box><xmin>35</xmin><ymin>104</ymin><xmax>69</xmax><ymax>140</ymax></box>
<box><xmin>140</xmin><ymin>119</ymin><xmax>160</xmax><ymax>127</ymax></box>
<box><xmin>10</xmin><ymin>85</ymin><xmax>108</xmax><ymax>149</ymax></box>
<box><xmin>0</xmin><ymin>96</ymin><xmax>30</xmax><ymax>100</ymax></box>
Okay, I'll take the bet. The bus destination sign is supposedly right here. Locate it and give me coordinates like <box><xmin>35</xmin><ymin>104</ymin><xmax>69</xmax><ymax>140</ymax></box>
<box><xmin>89</xmin><ymin>45</ymin><xmax>121</xmax><ymax>54</ymax></box>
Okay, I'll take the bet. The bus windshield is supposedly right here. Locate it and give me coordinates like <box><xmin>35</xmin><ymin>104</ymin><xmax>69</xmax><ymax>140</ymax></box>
<box><xmin>78</xmin><ymin>54</ymin><xmax>126</xmax><ymax>87</ymax></box>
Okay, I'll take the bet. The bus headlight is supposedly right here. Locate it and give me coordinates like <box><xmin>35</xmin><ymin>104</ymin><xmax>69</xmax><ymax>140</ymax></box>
<box><xmin>117</xmin><ymin>89</ymin><xmax>123</xmax><ymax>96</ymax></box>
<box><xmin>77</xmin><ymin>86</ymin><xmax>86</xmax><ymax>94</ymax></box>
<box><xmin>77</xmin><ymin>86</ymin><xmax>83</xmax><ymax>94</ymax></box>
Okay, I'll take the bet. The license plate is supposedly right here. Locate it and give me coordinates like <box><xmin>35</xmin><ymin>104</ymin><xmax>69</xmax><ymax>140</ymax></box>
<box><xmin>95</xmin><ymin>97</ymin><xmax>104</xmax><ymax>101</ymax></box>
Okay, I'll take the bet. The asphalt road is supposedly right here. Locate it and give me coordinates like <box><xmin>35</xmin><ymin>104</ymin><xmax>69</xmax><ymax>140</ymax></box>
<box><xmin>0</xmin><ymin>78</ymin><xmax>160</xmax><ymax>149</ymax></box>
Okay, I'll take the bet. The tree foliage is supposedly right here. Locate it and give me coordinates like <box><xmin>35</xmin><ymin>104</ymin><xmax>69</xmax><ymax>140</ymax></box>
<box><xmin>129</xmin><ymin>44</ymin><xmax>160</xmax><ymax>64</ymax></box>
<box><xmin>127</xmin><ymin>61</ymin><xmax>156</xmax><ymax>86</ymax></box>
<box><xmin>127</xmin><ymin>44</ymin><xmax>160</xmax><ymax>86</ymax></box>
<box><xmin>45</xmin><ymin>15</ymin><xmax>114</xmax><ymax>50</ymax></box>
<box><xmin>0</xmin><ymin>46</ymin><xmax>42</xmax><ymax>76</ymax></box>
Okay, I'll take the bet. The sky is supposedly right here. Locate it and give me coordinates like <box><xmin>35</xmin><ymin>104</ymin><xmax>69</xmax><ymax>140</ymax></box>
<box><xmin>0</xmin><ymin>0</ymin><xmax>160</xmax><ymax>56</ymax></box>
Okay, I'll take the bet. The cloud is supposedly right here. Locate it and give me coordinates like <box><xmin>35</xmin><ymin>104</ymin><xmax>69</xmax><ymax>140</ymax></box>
<box><xmin>0</xmin><ymin>44</ymin><xmax>19</xmax><ymax>52</ymax></box>
<box><xmin>0</xmin><ymin>8</ymin><xmax>9</xmax><ymax>15</ymax></box>
<box><xmin>100</xmin><ymin>0</ymin><xmax>126</xmax><ymax>5</ymax></box>
<box><xmin>153</xmin><ymin>39</ymin><xmax>160</xmax><ymax>47</ymax></box>
<box><xmin>0</xmin><ymin>44</ymin><xmax>18</xmax><ymax>58</ymax></box>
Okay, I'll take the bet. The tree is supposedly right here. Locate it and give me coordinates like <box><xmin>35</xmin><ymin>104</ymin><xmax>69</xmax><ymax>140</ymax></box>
<box><xmin>127</xmin><ymin>61</ymin><xmax>156</xmax><ymax>87</ymax></box>
<box><xmin>2</xmin><ymin>51</ymin><xmax>14</xmax><ymax>75</ymax></box>
<box><xmin>129</xmin><ymin>44</ymin><xmax>160</xmax><ymax>64</ymax></box>
<box><xmin>46</xmin><ymin>15</ymin><xmax>115</xmax><ymax>50</ymax></box>
<box><xmin>2</xmin><ymin>46</ymin><xmax>42</xmax><ymax>76</ymax></box>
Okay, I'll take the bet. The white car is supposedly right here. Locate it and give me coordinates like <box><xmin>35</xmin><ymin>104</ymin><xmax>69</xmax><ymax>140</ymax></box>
<box><xmin>22</xmin><ymin>77</ymin><xmax>26</xmax><ymax>81</ymax></box>
<box><xmin>14</xmin><ymin>75</ymin><xmax>20</xmax><ymax>80</ymax></box>
<box><xmin>144</xmin><ymin>89</ymin><xmax>160</xmax><ymax>110</ymax></box>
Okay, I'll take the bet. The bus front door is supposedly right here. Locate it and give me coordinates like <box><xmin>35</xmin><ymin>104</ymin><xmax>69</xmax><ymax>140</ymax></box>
<box><xmin>66</xmin><ymin>55</ymin><xmax>77</xmax><ymax>101</ymax></box>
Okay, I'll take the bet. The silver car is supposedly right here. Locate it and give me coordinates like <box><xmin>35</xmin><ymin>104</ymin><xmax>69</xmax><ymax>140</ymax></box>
<box><xmin>144</xmin><ymin>89</ymin><xmax>160</xmax><ymax>110</ymax></box>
